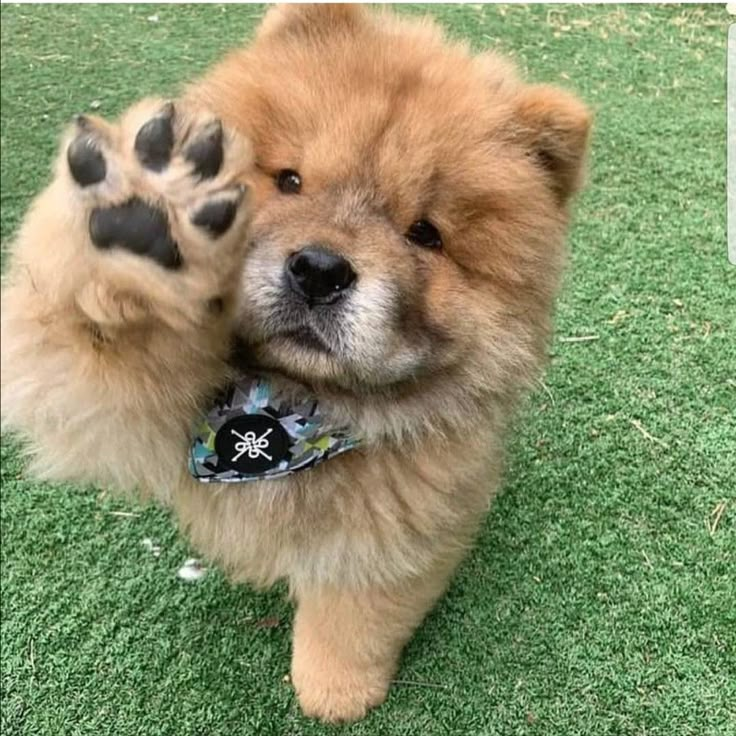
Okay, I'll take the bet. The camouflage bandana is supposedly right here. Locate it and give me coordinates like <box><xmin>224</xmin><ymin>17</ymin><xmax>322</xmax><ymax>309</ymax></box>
<box><xmin>189</xmin><ymin>375</ymin><xmax>361</xmax><ymax>483</ymax></box>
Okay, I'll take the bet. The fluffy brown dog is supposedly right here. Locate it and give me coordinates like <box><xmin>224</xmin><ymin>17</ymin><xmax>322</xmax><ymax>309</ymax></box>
<box><xmin>0</xmin><ymin>4</ymin><xmax>590</xmax><ymax>723</ymax></box>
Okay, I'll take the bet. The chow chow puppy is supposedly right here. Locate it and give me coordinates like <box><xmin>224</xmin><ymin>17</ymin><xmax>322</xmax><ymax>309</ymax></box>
<box><xmin>0</xmin><ymin>4</ymin><xmax>590</xmax><ymax>723</ymax></box>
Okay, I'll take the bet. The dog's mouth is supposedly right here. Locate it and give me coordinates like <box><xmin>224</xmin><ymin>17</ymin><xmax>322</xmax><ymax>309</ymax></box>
<box><xmin>229</xmin><ymin>325</ymin><xmax>332</xmax><ymax>371</ymax></box>
<box><xmin>276</xmin><ymin>327</ymin><xmax>331</xmax><ymax>354</ymax></box>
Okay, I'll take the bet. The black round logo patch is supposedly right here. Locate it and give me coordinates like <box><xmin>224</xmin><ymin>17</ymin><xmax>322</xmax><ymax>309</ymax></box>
<box><xmin>214</xmin><ymin>415</ymin><xmax>291</xmax><ymax>475</ymax></box>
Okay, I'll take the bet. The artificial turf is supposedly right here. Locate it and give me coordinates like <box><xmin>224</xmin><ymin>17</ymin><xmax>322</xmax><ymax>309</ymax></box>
<box><xmin>1</xmin><ymin>4</ymin><xmax>734</xmax><ymax>735</ymax></box>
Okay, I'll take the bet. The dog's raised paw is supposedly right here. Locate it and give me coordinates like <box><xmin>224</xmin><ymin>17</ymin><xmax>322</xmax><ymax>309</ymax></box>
<box><xmin>64</xmin><ymin>103</ymin><xmax>250</xmax><ymax>271</ymax></box>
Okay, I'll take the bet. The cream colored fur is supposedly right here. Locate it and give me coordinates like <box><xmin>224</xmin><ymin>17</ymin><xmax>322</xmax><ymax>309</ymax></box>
<box><xmin>0</xmin><ymin>5</ymin><xmax>590</xmax><ymax>723</ymax></box>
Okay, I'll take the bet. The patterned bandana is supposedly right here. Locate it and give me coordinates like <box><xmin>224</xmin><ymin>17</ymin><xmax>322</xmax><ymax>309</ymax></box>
<box><xmin>189</xmin><ymin>375</ymin><xmax>361</xmax><ymax>483</ymax></box>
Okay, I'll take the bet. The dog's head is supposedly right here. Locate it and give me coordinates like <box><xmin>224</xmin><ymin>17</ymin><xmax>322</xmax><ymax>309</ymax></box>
<box><xmin>200</xmin><ymin>5</ymin><xmax>591</xmax><ymax>400</ymax></box>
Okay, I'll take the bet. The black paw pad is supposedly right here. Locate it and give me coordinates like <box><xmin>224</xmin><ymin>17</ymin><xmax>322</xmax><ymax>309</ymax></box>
<box><xmin>191</xmin><ymin>199</ymin><xmax>238</xmax><ymax>238</ymax></box>
<box><xmin>134</xmin><ymin>103</ymin><xmax>175</xmax><ymax>172</ymax></box>
<box><xmin>89</xmin><ymin>197</ymin><xmax>182</xmax><ymax>270</ymax></box>
<box><xmin>185</xmin><ymin>120</ymin><xmax>223</xmax><ymax>180</ymax></box>
<box><xmin>67</xmin><ymin>134</ymin><xmax>106</xmax><ymax>187</ymax></box>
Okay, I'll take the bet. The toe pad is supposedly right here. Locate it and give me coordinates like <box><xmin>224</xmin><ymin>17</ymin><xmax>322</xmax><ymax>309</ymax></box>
<box><xmin>67</xmin><ymin>134</ymin><xmax>106</xmax><ymax>187</ymax></box>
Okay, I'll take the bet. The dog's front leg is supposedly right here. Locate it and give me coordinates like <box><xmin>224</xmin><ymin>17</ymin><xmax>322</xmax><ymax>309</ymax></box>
<box><xmin>291</xmin><ymin>565</ymin><xmax>456</xmax><ymax>723</ymax></box>
<box><xmin>0</xmin><ymin>99</ymin><xmax>253</xmax><ymax>497</ymax></box>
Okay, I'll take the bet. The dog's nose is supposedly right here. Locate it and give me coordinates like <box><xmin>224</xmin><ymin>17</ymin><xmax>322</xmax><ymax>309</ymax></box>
<box><xmin>286</xmin><ymin>245</ymin><xmax>356</xmax><ymax>304</ymax></box>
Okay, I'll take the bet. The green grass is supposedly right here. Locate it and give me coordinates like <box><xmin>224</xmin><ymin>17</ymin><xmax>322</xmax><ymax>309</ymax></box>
<box><xmin>1</xmin><ymin>5</ymin><xmax>734</xmax><ymax>735</ymax></box>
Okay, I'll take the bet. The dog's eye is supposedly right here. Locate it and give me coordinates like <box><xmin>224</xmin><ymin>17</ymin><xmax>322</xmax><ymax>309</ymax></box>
<box><xmin>405</xmin><ymin>220</ymin><xmax>442</xmax><ymax>249</ymax></box>
<box><xmin>276</xmin><ymin>169</ymin><xmax>302</xmax><ymax>194</ymax></box>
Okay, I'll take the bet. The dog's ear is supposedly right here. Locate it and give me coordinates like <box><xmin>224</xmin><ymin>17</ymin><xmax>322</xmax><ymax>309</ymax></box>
<box><xmin>256</xmin><ymin>3</ymin><xmax>367</xmax><ymax>42</ymax></box>
<box><xmin>513</xmin><ymin>85</ymin><xmax>592</xmax><ymax>203</ymax></box>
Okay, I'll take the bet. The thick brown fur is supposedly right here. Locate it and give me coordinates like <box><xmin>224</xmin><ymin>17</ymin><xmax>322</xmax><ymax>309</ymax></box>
<box><xmin>0</xmin><ymin>5</ymin><xmax>591</xmax><ymax>723</ymax></box>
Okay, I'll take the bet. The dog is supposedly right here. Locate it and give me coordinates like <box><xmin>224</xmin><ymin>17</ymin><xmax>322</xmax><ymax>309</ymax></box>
<box><xmin>0</xmin><ymin>4</ymin><xmax>590</xmax><ymax>723</ymax></box>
